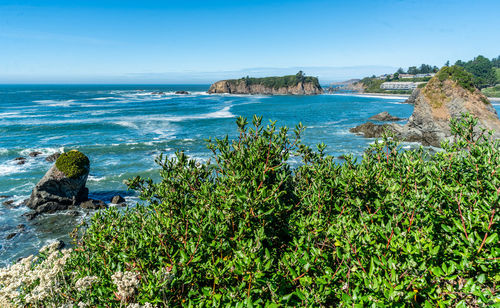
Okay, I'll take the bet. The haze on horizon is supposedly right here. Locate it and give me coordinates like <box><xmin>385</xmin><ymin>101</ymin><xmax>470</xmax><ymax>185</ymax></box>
<box><xmin>1</xmin><ymin>0</ymin><xmax>499</xmax><ymax>84</ymax></box>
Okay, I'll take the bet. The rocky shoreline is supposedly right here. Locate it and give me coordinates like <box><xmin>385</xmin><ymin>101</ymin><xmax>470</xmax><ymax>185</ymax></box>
<box><xmin>350</xmin><ymin>66</ymin><xmax>500</xmax><ymax>146</ymax></box>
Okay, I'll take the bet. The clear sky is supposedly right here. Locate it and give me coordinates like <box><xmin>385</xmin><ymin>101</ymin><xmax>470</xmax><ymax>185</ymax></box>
<box><xmin>1</xmin><ymin>0</ymin><xmax>499</xmax><ymax>83</ymax></box>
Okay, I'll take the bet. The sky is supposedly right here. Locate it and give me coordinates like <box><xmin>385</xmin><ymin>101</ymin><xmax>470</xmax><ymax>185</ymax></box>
<box><xmin>0</xmin><ymin>0</ymin><xmax>499</xmax><ymax>84</ymax></box>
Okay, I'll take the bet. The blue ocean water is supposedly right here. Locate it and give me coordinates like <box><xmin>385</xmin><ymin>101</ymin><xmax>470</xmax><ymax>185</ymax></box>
<box><xmin>1</xmin><ymin>85</ymin><xmax>498</xmax><ymax>265</ymax></box>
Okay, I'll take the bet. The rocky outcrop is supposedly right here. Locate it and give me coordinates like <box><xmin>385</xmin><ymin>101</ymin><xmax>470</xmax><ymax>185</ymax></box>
<box><xmin>350</xmin><ymin>122</ymin><xmax>395</xmax><ymax>138</ymax></box>
<box><xmin>208</xmin><ymin>73</ymin><xmax>323</xmax><ymax>95</ymax></box>
<box><xmin>208</xmin><ymin>80</ymin><xmax>323</xmax><ymax>95</ymax></box>
<box><xmin>351</xmin><ymin>66</ymin><xmax>500</xmax><ymax>146</ymax></box>
<box><xmin>24</xmin><ymin>150</ymin><xmax>90</xmax><ymax>219</ymax></box>
<box><xmin>368</xmin><ymin>112</ymin><xmax>402</xmax><ymax>121</ymax></box>
<box><xmin>175</xmin><ymin>91</ymin><xmax>190</xmax><ymax>95</ymax></box>
<box><xmin>403</xmin><ymin>88</ymin><xmax>420</xmax><ymax>104</ymax></box>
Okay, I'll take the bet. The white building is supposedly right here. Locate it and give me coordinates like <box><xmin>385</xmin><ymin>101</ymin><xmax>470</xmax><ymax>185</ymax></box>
<box><xmin>380</xmin><ymin>82</ymin><xmax>425</xmax><ymax>90</ymax></box>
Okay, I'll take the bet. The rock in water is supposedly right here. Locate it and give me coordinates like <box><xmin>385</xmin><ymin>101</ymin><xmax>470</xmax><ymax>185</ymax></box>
<box><xmin>111</xmin><ymin>195</ymin><xmax>126</xmax><ymax>204</ymax></box>
<box><xmin>25</xmin><ymin>150</ymin><xmax>90</xmax><ymax>217</ymax></box>
<box><xmin>175</xmin><ymin>91</ymin><xmax>190</xmax><ymax>95</ymax></box>
<box><xmin>351</xmin><ymin>66</ymin><xmax>500</xmax><ymax>146</ymax></box>
<box><xmin>368</xmin><ymin>112</ymin><xmax>402</xmax><ymax>121</ymax></box>
<box><xmin>350</xmin><ymin>122</ymin><xmax>394</xmax><ymax>138</ymax></box>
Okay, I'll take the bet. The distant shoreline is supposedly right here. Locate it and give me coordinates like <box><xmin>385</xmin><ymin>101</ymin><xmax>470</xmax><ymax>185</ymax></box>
<box><xmin>332</xmin><ymin>92</ymin><xmax>500</xmax><ymax>102</ymax></box>
<box><xmin>331</xmin><ymin>92</ymin><xmax>409</xmax><ymax>100</ymax></box>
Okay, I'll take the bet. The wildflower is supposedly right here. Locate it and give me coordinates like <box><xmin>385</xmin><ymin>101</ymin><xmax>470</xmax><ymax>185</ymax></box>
<box><xmin>74</xmin><ymin>276</ymin><xmax>99</xmax><ymax>292</ymax></box>
<box><xmin>111</xmin><ymin>271</ymin><xmax>140</xmax><ymax>302</ymax></box>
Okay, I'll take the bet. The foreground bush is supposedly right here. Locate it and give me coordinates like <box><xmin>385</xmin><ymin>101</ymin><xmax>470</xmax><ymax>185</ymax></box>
<box><xmin>2</xmin><ymin>114</ymin><xmax>498</xmax><ymax>306</ymax></box>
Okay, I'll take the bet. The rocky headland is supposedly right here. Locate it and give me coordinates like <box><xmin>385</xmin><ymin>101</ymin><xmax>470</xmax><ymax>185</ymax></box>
<box><xmin>208</xmin><ymin>72</ymin><xmax>323</xmax><ymax>95</ymax></box>
<box><xmin>350</xmin><ymin>66</ymin><xmax>500</xmax><ymax>146</ymax></box>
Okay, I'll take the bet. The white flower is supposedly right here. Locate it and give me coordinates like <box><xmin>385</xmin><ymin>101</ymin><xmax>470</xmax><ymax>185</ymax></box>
<box><xmin>111</xmin><ymin>271</ymin><xmax>140</xmax><ymax>302</ymax></box>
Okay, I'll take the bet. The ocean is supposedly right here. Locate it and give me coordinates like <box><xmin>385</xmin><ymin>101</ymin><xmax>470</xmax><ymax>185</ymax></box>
<box><xmin>1</xmin><ymin>84</ymin><xmax>498</xmax><ymax>266</ymax></box>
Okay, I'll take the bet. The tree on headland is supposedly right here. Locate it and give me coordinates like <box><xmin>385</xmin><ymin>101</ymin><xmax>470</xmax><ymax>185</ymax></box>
<box><xmin>397</xmin><ymin>67</ymin><xmax>405</xmax><ymax>74</ymax></box>
<box><xmin>296</xmin><ymin>70</ymin><xmax>305</xmax><ymax>82</ymax></box>
<box><xmin>456</xmin><ymin>55</ymin><xmax>496</xmax><ymax>88</ymax></box>
<box><xmin>445</xmin><ymin>60</ymin><xmax>450</xmax><ymax>67</ymax></box>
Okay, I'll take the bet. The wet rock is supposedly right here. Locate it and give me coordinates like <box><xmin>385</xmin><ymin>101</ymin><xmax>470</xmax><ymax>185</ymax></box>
<box><xmin>2</xmin><ymin>200</ymin><xmax>14</xmax><ymax>207</ymax></box>
<box><xmin>6</xmin><ymin>233</ymin><xmax>17</xmax><ymax>240</ymax></box>
<box><xmin>0</xmin><ymin>195</ymin><xmax>9</xmax><ymax>199</ymax></box>
<box><xmin>111</xmin><ymin>195</ymin><xmax>125</xmax><ymax>204</ymax></box>
<box><xmin>175</xmin><ymin>91</ymin><xmax>190</xmax><ymax>95</ymax></box>
<box><xmin>23</xmin><ymin>211</ymin><xmax>38</xmax><ymax>221</ymax></box>
<box><xmin>368</xmin><ymin>111</ymin><xmax>402</xmax><ymax>121</ymax></box>
<box><xmin>80</xmin><ymin>199</ymin><xmax>107</xmax><ymax>210</ymax></box>
<box><xmin>67</xmin><ymin>210</ymin><xmax>81</xmax><ymax>217</ymax></box>
<box><xmin>29</xmin><ymin>151</ymin><xmax>42</xmax><ymax>157</ymax></box>
<box><xmin>25</xmin><ymin>150</ymin><xmax>90</xmax><ymax>219</ymax></box>
<box><xmin>14</xmin><ymin>157</ymin><xmax>26</xmax><ymax>165</ymax></box>
<box><xmin>337</xmin><ymin>155</ymin><xmax>346</xmax><ymax>160</ymax></box>
<box><xmin>152</xmin><ymin>91</ymin><xmax>165</xmax><ymax>95</ymax></box>
<box><xmin>17</xmin><ymin>224</ymin><xmax>26</xmax><ymax>230</ymax></box>
<box><xmin>45</xmin><ymin>153</ymin><xmax>61</xmax><ymax>162</ymax></box>
<box><xmin>350</xmin><ymin>122</ymin><xmax>396</xmax><ymax>138</ymax></box>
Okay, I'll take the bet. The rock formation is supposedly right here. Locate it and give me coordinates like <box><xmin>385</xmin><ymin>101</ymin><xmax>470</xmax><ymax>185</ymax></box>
<box><xmin>368</xmin><ymin>112</ymin><xmax>402</xmax><ymax>121</ymax></box>
<box><xmin>208</xmin><ymin>73</ymin><xmax>323</xmax><ymax>95</ymax></box>
<box><xmin>24</xmin><ymin>150</ymin><xmax>90</xmax><ymax>219</ymax></box>
<box><xmin>351</xmin><ymin>66</ymin><xmax>500</xmax><ymax>146</ymax></box>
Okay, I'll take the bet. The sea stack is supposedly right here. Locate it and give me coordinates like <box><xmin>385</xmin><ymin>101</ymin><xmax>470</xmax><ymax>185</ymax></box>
<box><xmin>25</xmin><ymin>150</ymin><xmax>90</xmax><ymax>218</ymax></box>
<box><xmin>208</xmin><ymin>71</ymin><xmax>323</xmax><ymax>95</ymax></box>
<box><xmin>350</xmin><ymin>66</ymin><xmax>500</xmax><ymax>146</ymax></box>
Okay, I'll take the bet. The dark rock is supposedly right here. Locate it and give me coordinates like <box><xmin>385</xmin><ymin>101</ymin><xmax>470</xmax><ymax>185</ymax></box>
<box><xmin>175</xmin><ymin>91</ymin><xmax>190</xmax><ymax>95</ymax></box>
<box><xmin>17</xmin><ymin>224</ymin><xmax>26</xmax><ymax>230</ymax></box>
<box><xmin>45</xmin><ymin>153</ymin><xmax>61</xmax><ymax>162</ymax></box>
<box><xmin>111</xmin><ymin>195</ymin><xmax>126</xmax><ymax>204</ymax></box>
<box><xmin>152</xmin><ymin>91</ymin><xmax>165</xmax><ymax>95</ymax></box>
<box><xmin>0</xmin><ymin>195</ymin><xmax>9</xmax><ymax>199</ymax></box>
<box><xmin>6</xmin><ymin>233</ymin><xmax>17</xmax><ymax>240</ymax></box>
<box><xmin>23</xmin><ymin>211</ymin><xmax>38</xmax><ymax>221</ymax></box>
<box><xmin>350</xmin><ymin>122</ymin><xmax>396</xmax><ymax>138</ymax></box>
<box><xmin>337</xmin><ymin>155</ymin><xmax>346</xmax><ymax>160</ymax></box>
<box><xmin>25</xmin><ymin>151</ymin><xmax>90</xmax><ymax>218</ymax></box>
<box><xmin>67</xmin><ymin>210</ymin><xmax>80</xmax><ymax>217</ymax></box>
<box><xmin>368</xmin><ymin>112</ymin><xmax>402</xmax><ymax>122</ymax></box>
<box><xmin>2</xmin><ymin>200</ymin><xmax>14</xmax><ymax>207</ymax></box>
<box><xmin>14</xmin><ymin>157</ymin><xmax>26</xmax><ymax>165</ymax></box>
<box><xmin>29</xmin><ymin>151</ymin><xmax>42</xmax><ymax>157</ymax></box>
<box><xmin>80</xmin><ymin>199</ymin><xmax>107</xmax><ymax>210</ymax></box>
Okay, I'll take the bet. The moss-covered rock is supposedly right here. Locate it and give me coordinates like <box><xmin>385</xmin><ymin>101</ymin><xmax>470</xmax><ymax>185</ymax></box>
<box><xmin>55</xmin><ymin>150</ymin><xmax>90</xmax><ymax>178</ymax></box>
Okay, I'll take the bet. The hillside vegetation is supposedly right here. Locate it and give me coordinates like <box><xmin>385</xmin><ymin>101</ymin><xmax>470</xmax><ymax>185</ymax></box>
<box><xmin>1</xmin><ymin>114</ymin><xmax>498</xmax><ymax>306</ymax></box>
<box><xmin>229</xmin><ymin>71</ymin><xmax>320</xmax><ymax>90</ymax></box>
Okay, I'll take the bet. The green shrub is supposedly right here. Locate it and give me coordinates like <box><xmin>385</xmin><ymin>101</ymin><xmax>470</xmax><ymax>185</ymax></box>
<box><xmin>55</xmin><ymin>150</ymin><xmax>90</xmax><ymax>178</ymax></box>
<box><xmin>8</xmin><ymin>115</ymin><xmax>499</xmax><ymax>306</ymax></box>
<box><xmin>436</xmin><ymin>66</ymin><xmax>476</xmax><ymax>92</ymax></box>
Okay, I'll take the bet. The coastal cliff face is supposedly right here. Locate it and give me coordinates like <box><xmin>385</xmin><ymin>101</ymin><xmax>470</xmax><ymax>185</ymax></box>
<box><xmin>351</xmin><ymin>66</ymin><xmax>500</xmax><ymax>146</ymax></box>
<box><xmin>208</xmin><ymin>79</ymin><xmax>323</xmax><ymax>95</ymax></box>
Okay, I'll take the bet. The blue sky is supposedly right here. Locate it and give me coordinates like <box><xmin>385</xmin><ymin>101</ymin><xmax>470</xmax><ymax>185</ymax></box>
<box><xmin>0</xmin><ymin>0</ymin><xmax>499</xmax><ymax>83</ymax></box>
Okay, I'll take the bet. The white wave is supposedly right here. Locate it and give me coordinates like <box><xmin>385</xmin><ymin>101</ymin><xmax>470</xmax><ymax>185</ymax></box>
<box><xmin>20</xmin><ymin>147</ymin><xmax>64</xmax><ymax>157</ymax></box>
<box><xmin>88</xmin><ymin>175</ymin><xmax>106</xmax><ymax>182</ymax></box>
<box><xmin>33</xmin><ymin>99</ymin><xmax>75</xmax><ymax>107</ymax></box>
<box><xmin>88</xmin><ymin>96</ymin><xmax>119</xmax><ymax>101</ymax></box>
<box><xmin>114</xmin><ymin>121</ymin><xmax>139</xmax><ymax>129</ymax></box>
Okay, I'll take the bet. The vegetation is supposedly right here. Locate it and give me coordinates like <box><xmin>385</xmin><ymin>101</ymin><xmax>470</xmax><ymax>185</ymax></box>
<box><xmin>436</xmin><ymin>65</ymin><xmax>476</xmax><ymax>93</ymax></box>
<box><xmin>455</xmin><ymin>55</ymin><xmax>497</xmax><ymax>89</ymax></box>
<box><xmin>2</xmin><ymin>114</ymin><xmax>498</xmax><ymax>306</ymax></box>
<box><xmin>358</xmin><ymin>77</ymin><xmax>385</xmax><ymax>93</ymax></box>
<box><xmin>482</xmin><ymin>85</ymin><xmax>500</xmax><ymax>98</ymax></box>
<box><xmin>55</xmin><ymin>150</ymin><xmax>90</xmax><ymax>178</ymax></box>
<box><xmin>229</xmin><ymin>71</ymin><xmax>321</xmax><ymax>90</ymax></box>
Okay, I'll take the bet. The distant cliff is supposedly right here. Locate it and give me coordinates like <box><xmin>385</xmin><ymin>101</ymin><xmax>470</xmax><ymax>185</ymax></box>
<box><xmin>208</xmin><ymin>72</ymin><xmax>323</xmax><ymax>95</ymax></box>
